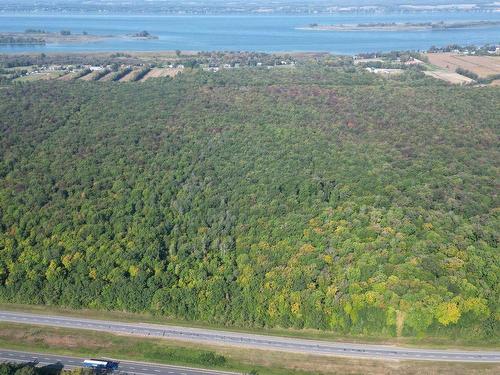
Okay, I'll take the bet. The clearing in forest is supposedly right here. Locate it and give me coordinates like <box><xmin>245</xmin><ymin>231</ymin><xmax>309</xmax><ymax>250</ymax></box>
<box><xmin>99</xmin><ymin>71</ymin><xmax>119</xmax><ymax>81</ymax></box>
<box><xmin>118</xmin><ymin>69</ymin><xmax>141</xmax><ymax>82</ymax></box>
<box><xmin>423</xmin><ymin>70</ymin><xmax>475</xmax><ymax>84</ymax></box>
<box><xmin>140</xmin><ymin>67</ymin><xmax>183</xmax><ymax>81</ymax></box>
<box><xmin>79</xmin><ymin>70</ymin><xmax>101</xmax><ymax>81</ymax></box>
<box><xmin>15</xmin><ymin>71</ymin><xmax>64</xmax><ymax>82</ymax></box>
<box><xmin>425</xmin><ymin>53</ymin><xmax>500</xmax><ymax>77</ymax></box>
<box><xmin>58</xmin><ymin>72</ymin><xmax>79</xmax><ymax>81</ymax></box>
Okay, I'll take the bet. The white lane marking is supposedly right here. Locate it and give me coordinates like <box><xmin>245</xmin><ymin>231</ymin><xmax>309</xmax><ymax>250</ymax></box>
<box><xmin>2</xmin><ymin>312</ymin><xmax>499</xmax><ymax>365</ymax></box>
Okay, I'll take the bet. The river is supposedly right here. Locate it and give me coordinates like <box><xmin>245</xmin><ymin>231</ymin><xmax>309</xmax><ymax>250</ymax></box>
<box><xmin>1</xmin><ymin>11</ymin><xmax>499</xmax><ymax>54</ymax></box>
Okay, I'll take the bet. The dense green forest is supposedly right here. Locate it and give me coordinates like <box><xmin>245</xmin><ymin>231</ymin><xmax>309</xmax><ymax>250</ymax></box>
<box><xmin>0</xmin><ymin>66</ymin><xmax>498</xmax><ymax>339</ymax></box>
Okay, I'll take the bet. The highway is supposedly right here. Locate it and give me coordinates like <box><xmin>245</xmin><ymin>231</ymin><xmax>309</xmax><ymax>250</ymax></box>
<box><xmin>0</xmin><ymin>349</ymin><xmax>239</xmax><ymax>375</ymax></box>
<box><xmin>1</xmin><ymin>310</ymin><xmax>499</xmax><ymax>363</ymax></box>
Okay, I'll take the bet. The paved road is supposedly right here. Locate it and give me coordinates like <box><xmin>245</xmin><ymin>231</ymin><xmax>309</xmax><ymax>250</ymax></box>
<box><xmin>1</xmin><ymin>310</ymin><xmax>499</xmax><ymax>362</ymax></box>
<box><xmin>0</xmin><ymin>349</ymin><xmax>239</xmax><ymax>375</ymax></box>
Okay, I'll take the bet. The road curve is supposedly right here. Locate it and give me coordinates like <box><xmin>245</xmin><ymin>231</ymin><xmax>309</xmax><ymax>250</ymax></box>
<box><xmin>0</xmin><ymin>348</ymin><xmax>239</xmax><ymax>375</ymax></box>
<box><xmin>0</xmin><ymin>310</ymin><xmax>499</xmax><ymax>362</ymax></box>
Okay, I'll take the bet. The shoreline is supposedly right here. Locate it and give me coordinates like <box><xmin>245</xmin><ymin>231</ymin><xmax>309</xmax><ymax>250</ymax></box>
<box><xmin>0</xmin><ymin>31</ymin><xmax>159</xmax><ymax>46</ymax></box>
<box><xmin>299</xmin><ymin>20</ymin><xmax>500</xmax><ymax>32</ymax></box>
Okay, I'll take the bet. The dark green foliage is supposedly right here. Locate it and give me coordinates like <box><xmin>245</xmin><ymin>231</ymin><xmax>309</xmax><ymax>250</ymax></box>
<box><xmin>91</xmin><ymin>69</ymin><xmax>111</xmax><ymax>81</ymax></box>
<box><xmin>0</xmin><ymin>36</ymin><xmax>45</xmax><ymax>45</ymax></box>
<box><xmin>0</xmin><ymin>363</ymin><xmax>90</xmax><ymax>375</ymax></box>
<box><xmin>456</xmin><ymin>67</ymin><xmax>478</xmax><ymax>81</ymax></box>
<box><xmin>131</xmin><ymin>67</ymin><xmax>151</xmax><ymax>82</ymax></box>
<box><xmin>478</xmin><ymin>74</ymin><xmax>500</xmax><ymax>85</ymax></box>
<box><xmin>110</xmin><ymin>68</ymin><xmax>133</xmax><ymax>82</ymax></box>
<box><xmin>0</xmin><ymin>67</ymin><xmax>498</xmax><ymax>339</ymax></box>
<box><xmin>73</xmin><ymin>69</ymin><xmax>92</xmax><ymax>79</ymax></box>
<box><xmin>198</xmin><ymin>353</ymin><xmax>226</xmax><ymax>366</ymax></box>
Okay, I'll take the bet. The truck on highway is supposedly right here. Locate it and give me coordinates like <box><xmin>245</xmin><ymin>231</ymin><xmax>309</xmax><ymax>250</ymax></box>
<box><xmin>83</xmin><ymin>359</ymin><xmax>119</xmax><ymax>371</ymax></box>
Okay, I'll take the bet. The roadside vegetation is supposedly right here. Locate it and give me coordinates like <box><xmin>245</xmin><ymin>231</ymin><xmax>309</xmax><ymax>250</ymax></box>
<box><xmin>1</xmin><ymin>323</ymin><xmax>499</xmax><ymax>375</ymax></box>
<box><xmin>0</xmin><ymin>65</ymin><xmax>498</xmax><ymax>343</ymax></box>
<box><xmin>0</xmin><ymin>363</ymin><xmax>91</xmax><ymax>375</ymax></box>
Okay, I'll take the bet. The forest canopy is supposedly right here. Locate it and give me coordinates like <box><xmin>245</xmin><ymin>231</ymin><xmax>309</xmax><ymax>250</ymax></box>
<box><xmin>0</xmin><ymin>66</ymin><xmax>498</xmax><ymax>339</ymax></box>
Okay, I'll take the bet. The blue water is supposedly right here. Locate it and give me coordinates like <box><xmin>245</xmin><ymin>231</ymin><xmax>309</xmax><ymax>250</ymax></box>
<box><xmin>1</xmin><ymin>12</ymin><xmax>499</xmax><ymax>54</ymax></box>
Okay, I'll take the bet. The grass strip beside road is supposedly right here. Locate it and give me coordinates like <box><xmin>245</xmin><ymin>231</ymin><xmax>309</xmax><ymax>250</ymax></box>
<box><xmin>0</xmin><ymin>303</ymin><xmax>497</xmax><ymax>350</ymax></box>
<box><xmin>0</xmin><ymin>323</ymin><xmax>277</xmax><ymax>375</ymax></box>
<box><xmin>0</xmin><ymin>323</ymin><xmax>499</xmax><ymax>375</ymax></box>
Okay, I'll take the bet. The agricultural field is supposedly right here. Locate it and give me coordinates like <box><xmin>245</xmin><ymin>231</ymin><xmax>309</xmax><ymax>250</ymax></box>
<box><xmin>78</xmin><ymin>70</ymin><xmax>105</xmax><ymax>81</ymax></box>
<box><xmin>0</xmin><ymin>64</ymin><xmax>180</xmax><ymax>83</ymax></box>
<box><xmin>99</xmin><ymin>71</ymin><xmax>119</xmax><ymax>81</ymax></box>
<box><xmin>423</xmin><ymin>70</ymin><xmax>475</xmax><ymax>84</ymax></box>
<box><xmin>425</xmin><ymin>52</ymin><xmax>500</xmax><ymax>78</ymax></box>
<box><xmin>119</xmin><ymin>68</ymin><xmax>143</xmax><ymax>82</ymax></box>
<box><xmin>58</xmin><ymin>71</ymin><xmax>80</xmax><ymax>81</ymax></box>
<box><xmin>140</xmin><ymin>67</ymin><xmax>184</xmax><ymax>80</ymax></box>
<box><xmin>14</xmin><ymin>71</ymin><xmax>66</xmax><ymax>82</ymax></box>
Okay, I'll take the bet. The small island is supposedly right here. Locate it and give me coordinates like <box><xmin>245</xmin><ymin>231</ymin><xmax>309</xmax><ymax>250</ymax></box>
<box><xmin>298</xmin><ymin>20</ymin><xmax>500</xmax><ymax>32</ymax></box>
<box><xmin>129</xmin><ymin>30</ymin><xmax>159</xmax><ymax>40</ymax></box>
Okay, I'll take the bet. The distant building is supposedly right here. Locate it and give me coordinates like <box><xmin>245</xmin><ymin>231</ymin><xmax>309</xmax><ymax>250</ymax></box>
<box><xmin>487</xmin><ymin>47</ymin><xmax>500</xmax><ymax>55</ymax></box>
<box><xmin>203</xmin><ymin>67</ymin><xmax>219</xmax><ymax>72</ymax></box>
<box><xmin>366</xmin><ymin>67</ymin><xmax>404</xmax><ymax>75</ymax></box>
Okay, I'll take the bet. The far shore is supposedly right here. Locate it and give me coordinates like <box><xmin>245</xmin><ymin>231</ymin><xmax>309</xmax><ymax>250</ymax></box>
<box><xmin>298</xmin><ymin>20</ymin><xmax>500</xmax><ymax>32</ymax></box>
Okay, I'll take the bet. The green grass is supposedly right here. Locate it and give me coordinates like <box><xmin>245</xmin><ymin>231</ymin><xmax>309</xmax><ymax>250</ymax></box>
<box><xmin>423</xmin><ymin>63</ymin><xmax>441</xmax><ymax>71</ymax></box>
<box><xmin>1</xmin><ymin>323</ymin><xmax>498</xmax><ymax>375</ymax></box>
<box><xmin>13</xmin><ymin>71</ymin><xmax>65</xmax><ymax>82</ymax></box>
<box><xmin>0</xmin><ymin>322</ymin><xmax>325</xmax><ymax>375</ymax></box>
<box><xmin>1</xmin><ymin>303</ymin><xmax>497</xmax><ymax>350</ymax></box>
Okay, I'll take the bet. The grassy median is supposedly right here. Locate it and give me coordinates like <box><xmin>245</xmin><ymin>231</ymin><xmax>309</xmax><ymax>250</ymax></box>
<box><xmin>0</xmin><ymin>323</ymin><xmax>499</xmax><ymax>375</ymax></box>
